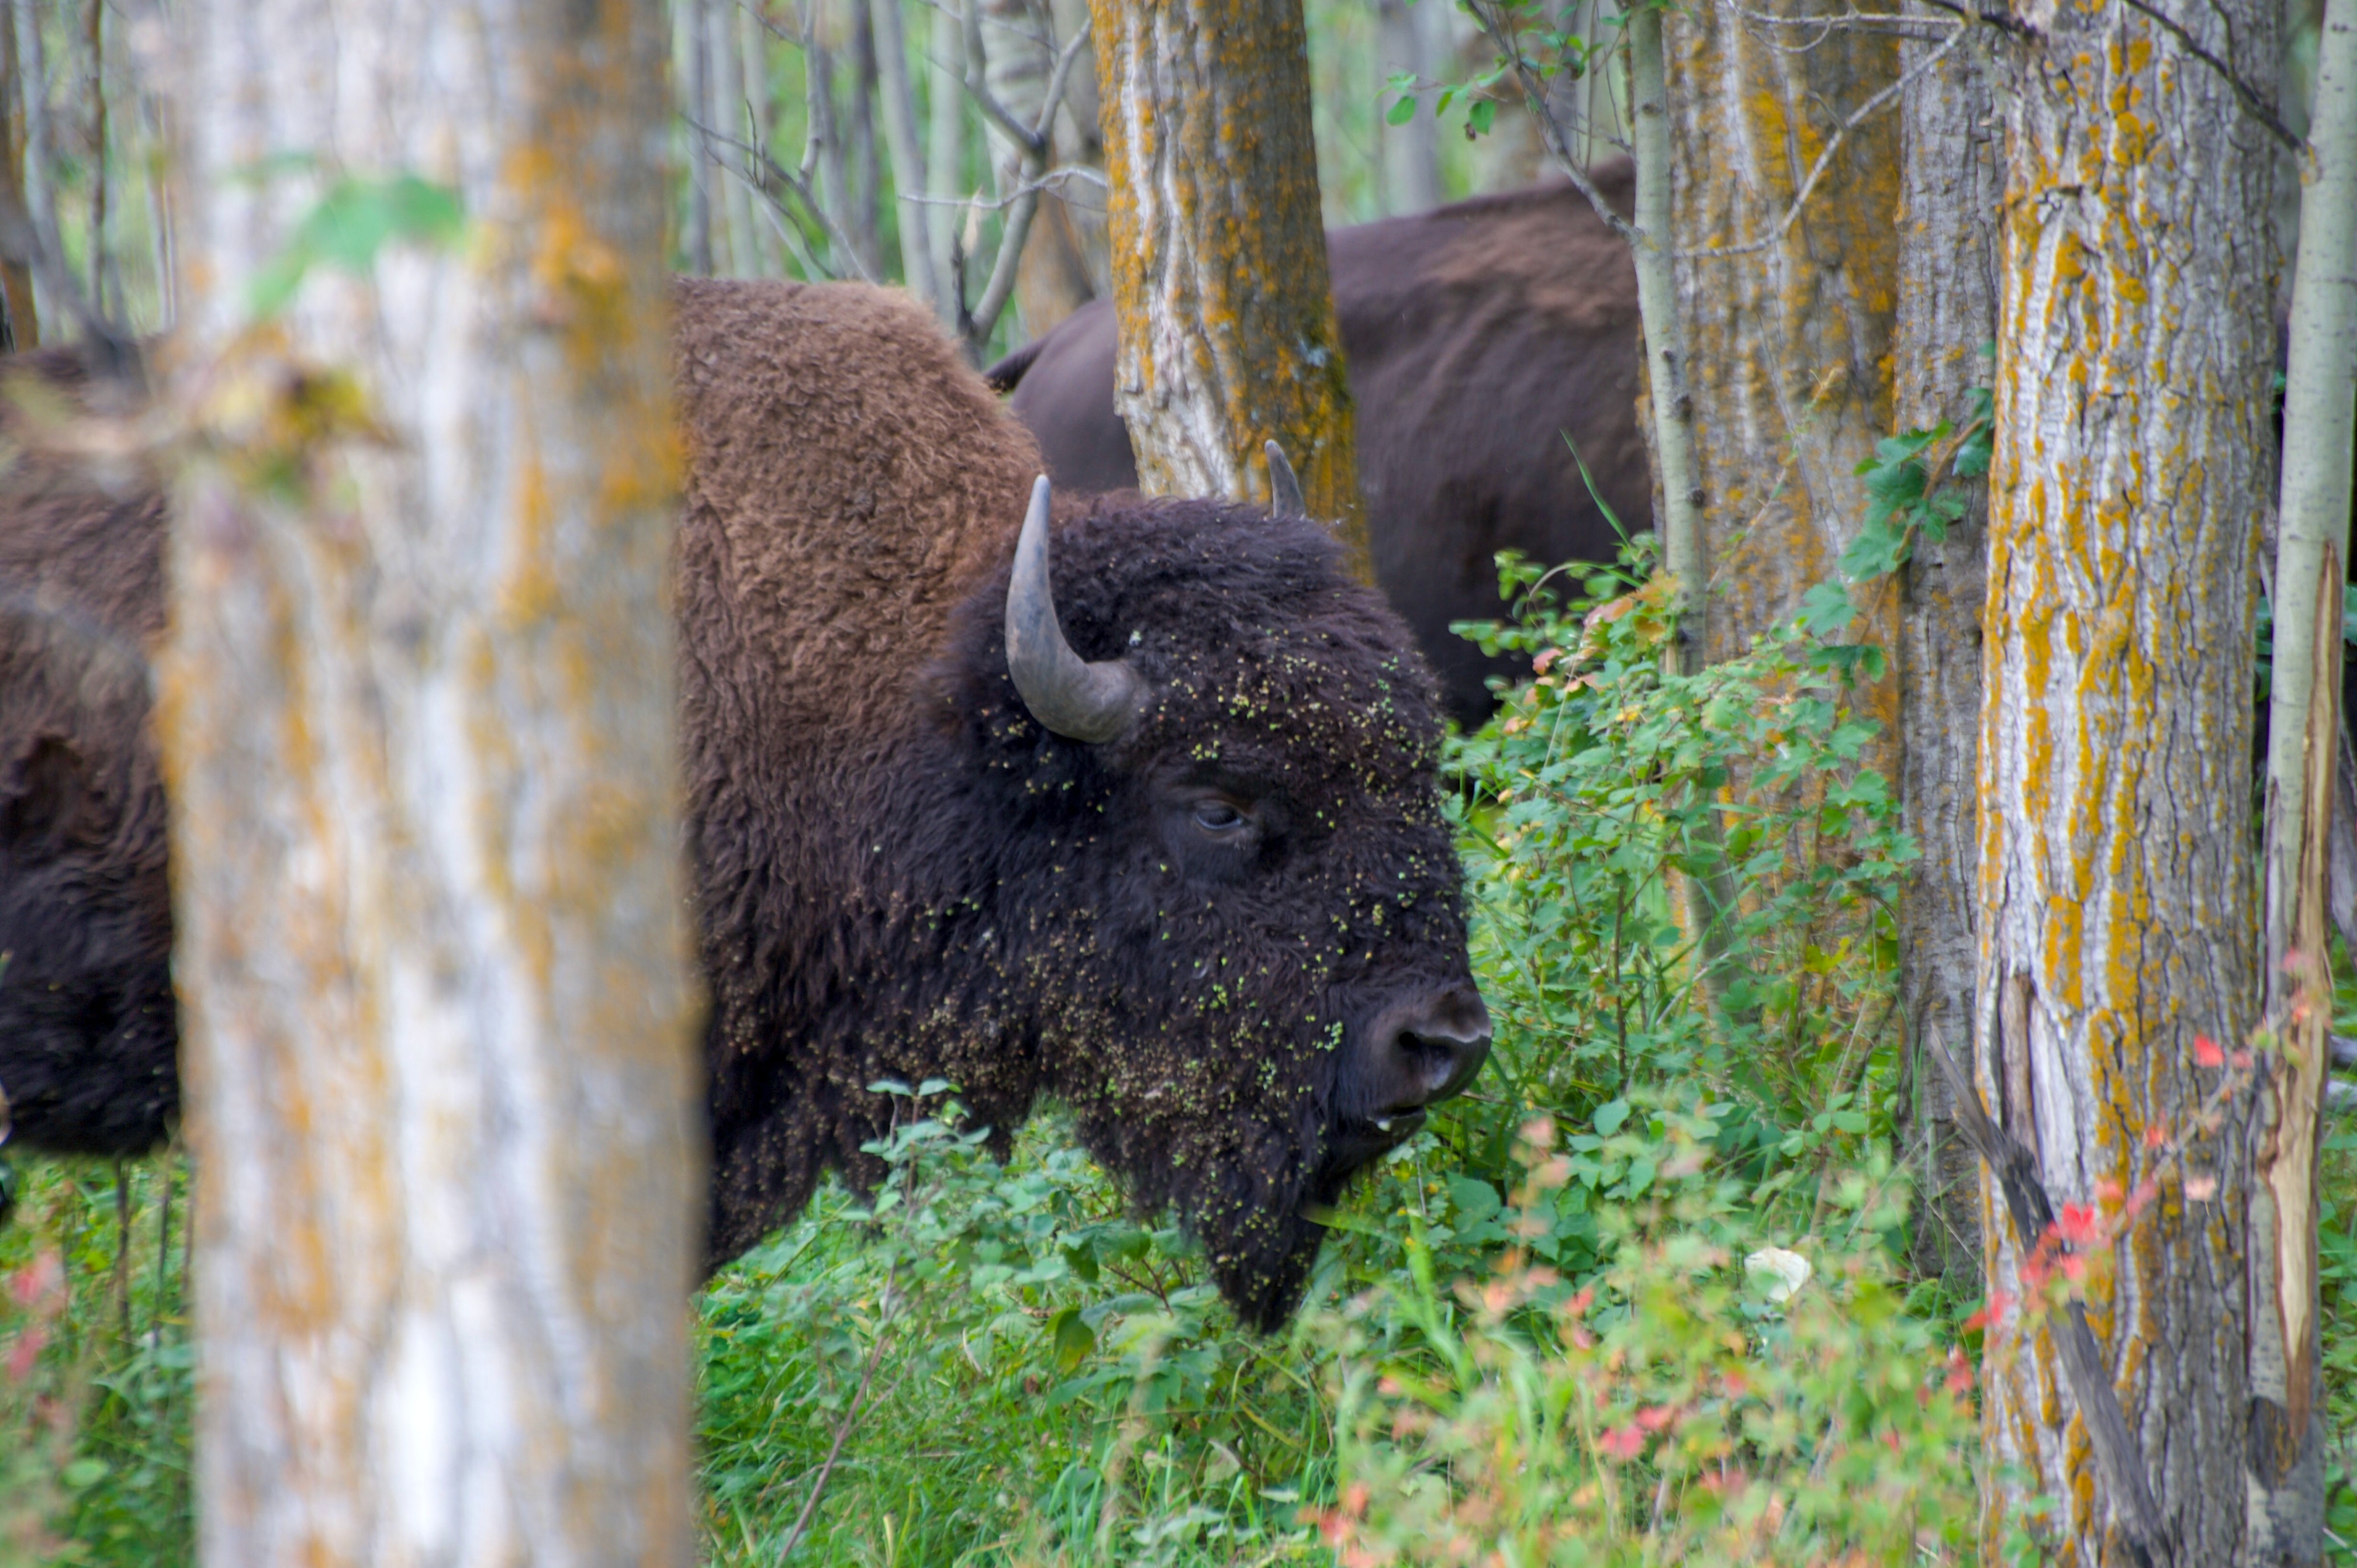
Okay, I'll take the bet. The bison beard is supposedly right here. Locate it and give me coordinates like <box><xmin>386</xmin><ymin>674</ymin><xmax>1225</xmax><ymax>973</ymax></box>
<box><xmin>2</xmin><ymin>279</ymin><xmax>1486</xmax><ymax>1331</ymax></box>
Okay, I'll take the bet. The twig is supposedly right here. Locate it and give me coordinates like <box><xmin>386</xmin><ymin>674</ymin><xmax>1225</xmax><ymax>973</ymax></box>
<box><xmin>684</xmin><ymin>112</ymin><xmax>879</xmax><ymax>283</ymax></box>
<box><xmin>958</xmin><ymin>16</ymin><xmax>1091</xmax><ymax>351</ymax></box>
<box><xmin>1924</xmin><ymin>1025</ymin><xmax>2169</xmax><ymax>1567</ymax></box>
<box><xmin>1680</xmin><ymin>16</ymin><xmax>1966</xmax><ymax>258</ymax></box>
<box><xmin>1460</xmin><ymin>0</ymin><xmax>1641</xmax><ymax>245</ymax></box>
<box><xmin>771</xmin><ymin>1263</ymin><xmax>900</xmax><ymax>1557</ymax></box>
<box><xmin>901</xmin><ymin>165</ymin><xmax>1106</xmax><ymax>209</ymax></box>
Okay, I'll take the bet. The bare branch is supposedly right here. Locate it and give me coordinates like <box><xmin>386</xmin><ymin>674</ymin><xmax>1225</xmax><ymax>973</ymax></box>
<box><xmin>685</xmin><ymin>112</ymin><xmax>880</xmax><ymax>283</ymax></box>
<box><xmin>1679</xmin><ymin>15</ymin><xmax>1965</xmax><ymax>259</ymax></box>
<box><xmin>954</xmin><ymin>15</ymin><xmax>1091</xmax><ymax>351</ymax></box>
<box><xmin>1460</xmin><ymin>0</ymin><xmax>1641</xmax><ymax>245</ymax></box>
<box><xmin>903</xmin><ymin>165</ymin><xmax>1105</xmax><ymax>208</ymax></box>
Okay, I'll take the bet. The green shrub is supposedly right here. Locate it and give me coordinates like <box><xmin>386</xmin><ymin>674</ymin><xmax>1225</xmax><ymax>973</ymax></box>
<box><xmin>1316</xmin><ymin>1103</ymin><xmax>1977</xmax><ymax>1566</ymax></box>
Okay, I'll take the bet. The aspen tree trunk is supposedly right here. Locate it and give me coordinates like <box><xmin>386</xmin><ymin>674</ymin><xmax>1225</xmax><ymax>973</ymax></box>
<box><xmin>1977</xmin><ymin>0</ymin><xmax>2278</xmax><ymax>1550</ymax></box>
<box><xmin>164</xmin><ymin>0</ymin><xmax>700</xmax><ymax>1559</ymax></box>
<box><xmin>1665</xmin><ymin>0</ymin><xmax>1903</xmax><ymax>673</ymax></box>
<box><xmin>709</xmin><ymin>0</ymin><xmax>760</xmax><ymax>276</ymax></box>
<box><xmin>1376</xmin><ymin>0</ymin><xmax>1440</xmax><ymax>214</ymax></box>
<box><xmin>928</xmin><ymin>2</ymin><xmax>966</xmax><ymax>323</ymax></box>
<box><xmin>871</xmin><ymin>0</ymin><xmax>936</xmax><ymax>304</ymax></box>
<box><xmin>2254</xmin><ymin>0</ymin><xmax>2356</xmax><ymax>1549</ymax></box>
<box><xmin>1089</xmin><ymin>0</ymin><xmax>1364</xmax><ymax>562</ymax></box>
<box><xmin>683</xmin><ymin>0</ymin><xmax>717</xmax><ymax>274</ymax></box>
<box><xmin>847</xmin><ymin>0</ymin><xmax>886</xmax><ymax>275</ymax></box>
<box><xmin>1894</xmin><ymin>22</ymin><xmax>1999</xmax><ymax>1297</ymax></box>
<box><xmin>739</xmin><ymin>0</ymin><xmax>783</xmax><ymax>278</ymax></box>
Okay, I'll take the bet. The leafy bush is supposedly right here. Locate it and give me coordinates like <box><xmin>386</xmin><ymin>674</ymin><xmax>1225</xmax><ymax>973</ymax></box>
<box><xmin>1441</xmin><ymin>532</ymin><xmax>1913</xmax><ymax>1223</ymax></box>
<box><xmin>1316</xmin><ymin>1104</ymin><xmax>1976</xmax><ymax>1566</ymax></box>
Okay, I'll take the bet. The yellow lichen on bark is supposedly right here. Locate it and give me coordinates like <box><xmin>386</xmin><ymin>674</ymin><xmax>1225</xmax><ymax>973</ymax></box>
<box><xmin>1975</xmin><ymin>0</ymin><xmax>2276</xmax><ymax>1550</ymax></box>
<box><xmin>1088</xmin><ymin>0</ymin><xmax>1365</xmax><ymax>573</ymax></box>
<box><xmin>1667</xmin><ymin>0</ymin><xmax>1902</xmax><ymax>679</ymax></box>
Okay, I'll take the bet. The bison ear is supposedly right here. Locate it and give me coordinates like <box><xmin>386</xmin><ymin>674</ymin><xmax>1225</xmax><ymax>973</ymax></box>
<box><xmin>1263</xmin><ymin>440</ymin><xmax>1306</xmax><ymax>520</ymax></box>
<box><xmin>1</xmin><ymin>733</ymin><xmax>88</xmax><ymax>852</ymax></box>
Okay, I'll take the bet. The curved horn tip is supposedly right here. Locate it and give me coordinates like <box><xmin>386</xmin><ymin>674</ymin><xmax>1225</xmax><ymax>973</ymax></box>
<box><xmin>1004</xmin><ymin>474</ymin><xmax>1144</xmax><ymax>745</ymax></box>
<box><xmin>1263</xmin><ymin>440</ymin><xmax>1306</xmax><ymax>520</ymax></box>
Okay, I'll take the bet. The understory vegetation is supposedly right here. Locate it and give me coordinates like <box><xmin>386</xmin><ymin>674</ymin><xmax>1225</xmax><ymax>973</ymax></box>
<box><xmin>8</xmin><ymin>532</ymin><xmax>2357</xmax><ymax>1563</ymax></box>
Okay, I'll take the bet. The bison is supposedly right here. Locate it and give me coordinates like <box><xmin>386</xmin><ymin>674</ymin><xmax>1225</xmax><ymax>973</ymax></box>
<box><xmin>0</xmin><ymin>279</ymin><xmax>1489</xmax><ymax>1328</ymax></box>
<box><xmin>986</xmin><ymin>165</ymin><xmax>1651</xmax><ymax>728</ymax></box>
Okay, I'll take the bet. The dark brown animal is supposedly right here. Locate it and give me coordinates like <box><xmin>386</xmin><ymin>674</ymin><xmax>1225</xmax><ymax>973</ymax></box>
<box><xmin>0</xmin><ymin>355</ymin><xmax>174</xmax><ymax>1157</ymax></box>
<box><xmin>986</xmin><ymin>167</ymin><xmax>1651</xmax><ymax>728</ymax></box>
<box><xmin>0</xmin><ymin>280</ymin><xmax>1489</xmax><ymax>1328</ymax></box>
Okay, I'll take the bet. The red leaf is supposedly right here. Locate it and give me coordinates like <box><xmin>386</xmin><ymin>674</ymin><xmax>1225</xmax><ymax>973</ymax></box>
<box><xmin>2194</xmin><ymin>1035</ymin><xmax>2225</xmax><ymax>1068</ymax></box>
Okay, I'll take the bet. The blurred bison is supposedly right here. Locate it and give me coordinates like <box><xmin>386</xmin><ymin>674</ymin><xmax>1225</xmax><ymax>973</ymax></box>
<box><xmin>986</xmin><ymin>167</ymin><xmax>1650</xmax><ymax>727</ymax></box>
<box><xmin>0</xmin><ymin>279</ymin><xmax>1489</xmax><ymax>1327</ymax></box>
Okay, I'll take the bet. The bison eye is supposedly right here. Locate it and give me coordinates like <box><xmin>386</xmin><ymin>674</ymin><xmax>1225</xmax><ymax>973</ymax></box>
<box><xmin>1193</xmin><ymin>799</ymin><xmax>1247</xmax><ymax>833</ymax></box>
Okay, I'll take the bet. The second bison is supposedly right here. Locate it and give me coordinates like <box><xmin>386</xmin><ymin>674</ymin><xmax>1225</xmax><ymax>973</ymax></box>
<box><xmin>0</xmin><ymin>279</ymin><xmax>1490</xmax><ymax>1328</ymax></box>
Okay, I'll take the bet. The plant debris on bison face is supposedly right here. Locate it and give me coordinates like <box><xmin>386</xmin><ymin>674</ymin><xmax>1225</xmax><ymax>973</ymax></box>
<box><xmin>938</xmin><ymin>486</ymin><xmax>1491</xmax><ymax>1331</ymax></box>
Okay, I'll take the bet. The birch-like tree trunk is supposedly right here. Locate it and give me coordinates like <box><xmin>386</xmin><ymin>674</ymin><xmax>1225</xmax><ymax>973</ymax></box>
<box><xmin>1893</xmin><ymin>22</ymin><xmax>1999</xmax><ymax>1297</ymax></box>
<box><xmin>2253</xmin><ymin>0</ymin><xmax>2356</xmax><ymax>1549</ymax></box>
<box><xmin>871</xmin><ymin>0</ymin><xmax>936</xmax><ymax>304</ymax></box>
<box><xmin>1977</xmin><ymin>0</ymin><xmax>2278</xmax><ymax>1550</ymax></box>
<box><xmin>1088</xmin><ymin>0</ymin><xmax>1364</xmax><ymax>561</ymax></box>
<box><xmin>928</xmin><ymin>1</ymin><xmax>966</xmax><ymax>318</ymax></box>
<box><xmin>164</xmin><ymin>0</ymin><xmax>700</xmax><ymax>1558</ymax></box>
<box><xmin>1375</xmin><ymin>0</ymin><xmax>1440</xmax><ymax>213</ymax></box>
<box><xmin>846</xmin><ymin>0</ymin><xmax>886</xmax><ymax>275</ymax></box>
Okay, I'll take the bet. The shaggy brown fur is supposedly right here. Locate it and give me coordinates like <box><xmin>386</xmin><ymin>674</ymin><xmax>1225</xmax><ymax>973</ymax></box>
<box><xmin>987</xmin><ymin>165</ymin><xmax>1650</xmax><ymax>726</ymax></box>
<box><xmin>1</xmin><ymin>282</ymin><xmax>1484</xmax><ymax>1329</ymax></box>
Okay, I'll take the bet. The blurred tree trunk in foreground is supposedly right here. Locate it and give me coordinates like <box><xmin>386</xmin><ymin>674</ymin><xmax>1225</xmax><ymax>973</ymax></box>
<box><xmin>164</xmin><ymin>0</ymin><xmax>701</xmax><ymax>1559</ymax></box>
<box><xmin>1975</xmin><ymin>0</ymin><xmax>2277</xmax><ymax>1549</ymax></box>
<box><xmin>1892</xmin><ymin>20</ymin><xmax>1999</xmax><ymax>1300</ymax></box>
<box><xmin>1089</xmin><ymin>0</ymin><xmax>1365</xmax><ymax>565</ymax></box>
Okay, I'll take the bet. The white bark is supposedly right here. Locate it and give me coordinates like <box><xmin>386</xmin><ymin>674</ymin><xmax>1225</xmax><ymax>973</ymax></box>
<box><xmin>870</xmin><ymin>0</ymin><xmax>936</xmax><ymax>303</ymax></box>
<box><xmin>165</xmin><ymin>0</ymin><xmax>700</xmax><ymax>1560</ymax></box>
<box><xmin>928</xmin><ymin>0</ymin><xmax>966</xmax><ymax>319</ymax></box>
<box><xmin>1623</xmin><ymin>8</ymin><xmax>1702</xmax><ymax>667</ymax></box>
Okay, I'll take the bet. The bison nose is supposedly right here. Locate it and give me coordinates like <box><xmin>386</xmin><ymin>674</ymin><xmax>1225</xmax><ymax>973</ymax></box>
<box><xmin>1370</xmin><ymin>987</ymin><xmax>1492</xmax><ymax>1116</ymax></box>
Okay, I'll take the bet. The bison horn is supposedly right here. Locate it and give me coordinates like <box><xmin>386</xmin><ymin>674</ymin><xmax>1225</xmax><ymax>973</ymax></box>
<box><xmin>1264</xmin><ymin>440</ymin><xmax>1305</xmax><ymax>520</ymax></box>
<box><xmin>1004</xmin><ymin>475</ymin><xmax>1145</xmax><ymax>743</ymax></box>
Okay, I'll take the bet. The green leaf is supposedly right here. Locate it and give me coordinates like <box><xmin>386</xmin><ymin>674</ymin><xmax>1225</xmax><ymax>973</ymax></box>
<box><xmin>1798</xmin><ymin>580</ymin><xmax>1857</xmax><ymax>637</ymax></box>
<box><xmin>1594</xmin><ymin>1098</ymin><xmax>1630</xmax><ymax>1136</ymax></box>
<box><xmin>1387</xmin><ymin>94</ymin><xmax>1420</xmax><ymax>126</ymax></box>
<box><xmin>61</xmin><ymin>1458</ymin><xmax>108</xmax><ymax>1489</ymax></box>
<box><xmin>1447</xmin><ymin>1174</ymin><xmax>1503</xmax><ymax>1224</ymax></box>
<box><xmin>1468</xmin><ymin>99</ymin><xmax>1498</xmax><ymax>136</ymax></box>
<box><xmin>1049</xmin><ymin>1306</ymin><xmax>1097</xmax><ymax>1372</ymax></box>
<box><xmin>248</xmin><ymin>173</ymin><xmax>466</xmax><ymax>319</ymax></box>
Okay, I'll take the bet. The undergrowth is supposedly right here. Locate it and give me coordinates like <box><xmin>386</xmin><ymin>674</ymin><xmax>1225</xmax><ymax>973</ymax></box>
<box><xmin>17</xmin><ymin>508</ymin><xmax>2311</xmax><ymax>1563</ymax></box>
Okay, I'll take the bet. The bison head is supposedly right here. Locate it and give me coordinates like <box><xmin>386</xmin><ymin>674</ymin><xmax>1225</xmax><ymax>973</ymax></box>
<box><xmin>936</xmin><ymin>477</ymin><xmax>1489</xmax><ymax>1328</ymax></box>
